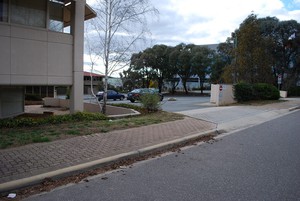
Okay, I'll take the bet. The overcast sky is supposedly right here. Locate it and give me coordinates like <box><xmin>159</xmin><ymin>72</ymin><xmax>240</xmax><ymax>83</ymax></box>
<box><xmin>85</xmin><ymin>0</ymin><xmax>300</xmax><ymax>76</ymax></box>
<box><xmin>148</xmin><ymin>0</ymin><xmax>300</xmax><ymax>46</ymax></box>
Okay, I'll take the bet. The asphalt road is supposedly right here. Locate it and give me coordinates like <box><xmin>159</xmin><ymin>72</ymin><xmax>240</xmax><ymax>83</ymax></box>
<box><xmin>25</xmin><ymin>110</ymin><xmax>300</xmax><ymax>201</ymax></box>
<box><xmin>160</xmin><ymin>95</ymin><xmax>211</xmax><ymax>112</ymax></box>
<box><xmin>85</xmin><ymin>95</ymin><xmax>212</xmax><ymax>112</ymax></box>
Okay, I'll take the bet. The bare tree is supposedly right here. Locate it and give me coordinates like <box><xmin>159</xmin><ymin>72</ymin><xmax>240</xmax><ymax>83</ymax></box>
<box><xmin>85</xmin><ymin>31</ymin><xmax>102</xmax><ymax>112</ymax></box>
<box><xmin>86</xmin><ymin>0</ymin><xmax>158</xmax><ymax>114</ymax></box>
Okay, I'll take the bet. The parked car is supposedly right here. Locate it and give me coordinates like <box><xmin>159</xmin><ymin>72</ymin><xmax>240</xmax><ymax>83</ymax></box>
<box><xmin>127</xmin><ymin>88</ymin><xmax>164</xmax><ymax>103</ymax></box>
<box><xmin>96</xmin><ymin>90</ymin><xmax>125</xmax><ymax>101</ymax></box>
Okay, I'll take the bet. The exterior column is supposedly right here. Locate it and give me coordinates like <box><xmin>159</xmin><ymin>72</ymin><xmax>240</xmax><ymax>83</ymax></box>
<box><xmin>70</xmin><ymin>0</ymin><xmax>85</xmax><ymax>113</ymax></box>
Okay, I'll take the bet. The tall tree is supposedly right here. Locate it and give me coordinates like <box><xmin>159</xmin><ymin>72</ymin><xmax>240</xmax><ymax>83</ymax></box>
<box><xmin>169</xmin><ymin>43</ymin><xmax>195</xmax><ymax>94</ymax></box>
<box><xmin>191</xmin><ymin>45</ymin><xmax>214</xmax><ymax>94</ymax></box>
<box><xmin>210</xmin><ymin>39</ymin><xmax>234</xmax><ymax>83</ymax></box>
<box><xmin>163</xmin><ymin>46</ymin><xmax>180</xmax><ymax>94</ymax></box>
<box><xmin>86</xmin><ymin>0</ymin><xmax>157</xmax><ymax>114</ymax></box>
<box><xmin>120</xmin><ymin>69</ymin><xmax>143</xmax><ymax>91</ymax></box>
<box><xmin>129</xmin><ymin>52</ymin><xmax>156</xmax><ymax>88</ymax></box>
<box><xmin>229</xmin><ymin>14</ymin><xmax>274</xmax><ymax>84</ymax></box>
<box><xmin>222</xmin><ymin>14</ymin><xmax>300</xmax><ymax>89</ymax></box>
<box><xmin>268</xmin><ymin>19</ymin><xmax>300</xmax><ymax>89</ymax></box>
<box><xmin>142</xmin><ymin>45</ymin><xmax>174</xmax><ymax>92</ymax></box>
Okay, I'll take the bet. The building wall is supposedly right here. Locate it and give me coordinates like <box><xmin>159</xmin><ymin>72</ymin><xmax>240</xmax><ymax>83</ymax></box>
<box><xmin>84</xmin><ymin>75</ymin><xmax>102</xmax><ymax>94</ymax></box>
<box><xmin>0</xmin><ymin>87</ymin><xmax>24</xmax><ymax>118</ymax></box>
<box><xmin>0</xmin><ymin>0</ymin><xmax>92</xmax><ymax>118</ymax></box>
<box><xmin>0</xmin><ymin>23</ymin><xmax>73</xmax><ymax>86</ymax></box>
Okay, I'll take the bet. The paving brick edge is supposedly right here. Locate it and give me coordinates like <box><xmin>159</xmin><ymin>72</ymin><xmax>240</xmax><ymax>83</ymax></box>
<box><xmin>0</xmin><ymin>130</ymin><xmax>217</xmax><ymax>193</ymax></box>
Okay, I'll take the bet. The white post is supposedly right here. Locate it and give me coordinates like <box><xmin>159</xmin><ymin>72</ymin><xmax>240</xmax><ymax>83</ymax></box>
<box><xmin>70</xmin><ymin>0</ymin><xmax>85</xmax><ymax>113</ymax></box>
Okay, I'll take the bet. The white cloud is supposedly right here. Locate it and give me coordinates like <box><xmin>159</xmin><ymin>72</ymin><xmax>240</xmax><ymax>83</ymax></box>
<box><xmin>85</xmin><ymin>0</ymin><xmax>300</xmax><ymax>76</ymax></box>
<box><xmin>148</xmin><ymin>0</ymin><xmax>299</xmax><ymax>45</ymax></box>
<box><xmin>86</xmin><ymin>0</ymin><xmax>300</xmax><ymax>46</ymax></box>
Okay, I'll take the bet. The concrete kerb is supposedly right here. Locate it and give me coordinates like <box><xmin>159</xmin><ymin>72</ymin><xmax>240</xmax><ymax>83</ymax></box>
<box><xmin>137</xmin><ymin>130</ymin><xmax>218</xmax><ymax>155</ymax></box>
<box><xmin>0</xmin><ymin>130</ymin><xmax>217</xmax><ymax>194</ymax></box>
<box><xmin>289</xmin><ymin>105</ymin><xmax>300</xmax><ymax>111</ymax></box>
<box><xmin>107</xmin><ymin>109</ymin><xmax>140</xmax><ymax>119</ymax></box>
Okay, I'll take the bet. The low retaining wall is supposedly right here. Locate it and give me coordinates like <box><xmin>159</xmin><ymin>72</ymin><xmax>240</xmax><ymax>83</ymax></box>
<box><xmin>43</xmin><ymin>98</ymin><xmax>69</xmax><ymax>108</ymax></box>
<box><xmin>83</xmin><ymin>103</ymin><xmax>137</xmax><ymax>116</ymax></box>
<box><xmin>43</xmin><ymin>98</ymin><xmax>137</xmax><ymax>116</ymax></box>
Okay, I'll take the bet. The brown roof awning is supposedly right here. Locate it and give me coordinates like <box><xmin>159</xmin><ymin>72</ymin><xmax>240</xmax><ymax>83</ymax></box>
<box><xmin>63</xmin><ymin>2</ymin><xmax>97</xmax><ymax>27</ymax></box>
<box><xmin>84</xmin><ymin>72</ymin><xmax>104</xmax><ymax>77</ymax></box>
<box><xmin>84</xmin><ymin>4</ymin><xmax>97</xmax><ymax>21</ymax></box>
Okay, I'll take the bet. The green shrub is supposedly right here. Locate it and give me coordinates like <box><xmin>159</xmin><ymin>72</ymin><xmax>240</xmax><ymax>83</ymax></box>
<box><xmin>25</xmin><ymin>94</ymin><xmax>42</xmax><ymax>101</ymax></box>
<box><xmin>32</xmin><ymin>136</ymin><xmax>50</xmax><ymax>143</ymax></box>
<box><xmin>0</xmin><ymin>112</ymin><xmax>107</xmax><ymax>128</ymax></box>
<box><xmin>234</xmin><ymin>82</ymin><xmax>279</xmax><ymax>102</ymax></box>
<box><xmin>234</xmin><ymin>82</ymin><xmax>254</xmax><ymax>102</ymax></box>
<box><xmin>140</xmin><ymin>93</ymin><xmax>161</xmax><ymax>112</ymax></box>
<box><xmin>253</xmin><ymin>83</ymin><xmax>280</xmax><ymax>100</ymax></box>
<box><xmin>288</xmin><ymin>86</ymin><xmax>300</xmax><ymax>97</ymax></box>
<box><xmin>71</xmin><ymin>112</ymin><xmax>107</xmax><ymax>121</ymax></box>
<box><xmin>0</xmin><ymin>117</ymin><xmax>38</xmax><ymax>128</ymax></box>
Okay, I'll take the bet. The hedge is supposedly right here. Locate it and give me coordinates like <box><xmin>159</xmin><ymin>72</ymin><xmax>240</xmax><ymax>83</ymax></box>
<box><xmin>234</xmin><ymin>82</ymin><xmax>254</xmax><ymax>102</ymax></box>
<box><xmin>253</xmin><ymin>83</ymin><xmax>280</xmax><ymax>100</ymax></box>
<box><xmin>288</xmin><ymin>86</ymin><xmax>300</xmax><ymax>97</ymax></box>
<box><xmin>234</xmin><ymin>82</ymin><xmax>280</xmax><ymax>102</ymax></box>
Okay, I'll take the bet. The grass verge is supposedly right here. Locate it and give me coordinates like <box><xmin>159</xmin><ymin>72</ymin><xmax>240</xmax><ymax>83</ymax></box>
<box><xmin>0</xmin><ymin>110</ymin><xmax>184</xmax><ymax>149</ymax></box>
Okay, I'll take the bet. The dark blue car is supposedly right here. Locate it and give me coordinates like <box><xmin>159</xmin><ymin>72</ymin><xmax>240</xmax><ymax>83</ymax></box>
<box><xmin>96</xmin><ymin>90</ymin><xmax>125</xmax><ymax>101</ymax></box>
<box><xmin>127</xmin><ymin>88</ymin><xmax>164</xmax><ymax>103</ymax></box>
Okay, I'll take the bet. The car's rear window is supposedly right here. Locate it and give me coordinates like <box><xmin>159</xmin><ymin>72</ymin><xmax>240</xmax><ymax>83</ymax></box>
<box><xmin>131</xmin><ymin>89</ymin><xmax>141</xmax><ymax>93</ymax></box>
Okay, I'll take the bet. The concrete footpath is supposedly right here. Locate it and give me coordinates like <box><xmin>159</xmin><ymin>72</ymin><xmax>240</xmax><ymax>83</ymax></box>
<box><xmin>0</xmin><ymin>98</ymin><xmax>300</xmax><ymax>193</ymax></box>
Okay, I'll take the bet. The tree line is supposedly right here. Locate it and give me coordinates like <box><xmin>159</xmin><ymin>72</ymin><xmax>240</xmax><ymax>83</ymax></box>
<box><xmin>121</xmin><ymin>14</ymin><xmax>300</xmax><ymax>93</ymax></box>
<box><xmin>121</xmin><ymin>43</ymin><xmax>216</xmax><ymax>94</ymax></box>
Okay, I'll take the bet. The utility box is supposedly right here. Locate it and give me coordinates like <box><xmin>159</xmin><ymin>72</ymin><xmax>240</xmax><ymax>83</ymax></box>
<box><xmin>280</xmin><ymin>91</ymin><xmax>287</xmax><ymax>98</ymax></box>
<box><xmin>210</xmin><ymin>84</ymin><xmax>236</xmax><ymax>106</ymax></box>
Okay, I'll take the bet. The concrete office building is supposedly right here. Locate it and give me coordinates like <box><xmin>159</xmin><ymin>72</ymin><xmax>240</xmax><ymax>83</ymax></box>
<box><xmin>0</xmin><ymin>0</ymin><xmax>96</xmax><ymax>118</ymax></box>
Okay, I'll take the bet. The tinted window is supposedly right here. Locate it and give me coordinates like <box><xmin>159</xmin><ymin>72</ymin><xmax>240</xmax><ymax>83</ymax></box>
<box><xmin>131</xmin><ymin>89</ymin><xmax>140</xmax><ymax>93</ymax></box>
<box><xmin>11</xmin><ymin>0</ymin><xmax>46</xmax><ymax>28</ymax></box>
<box><xmin>49</xmin><ymin>0</ymin><xmax>64</xmax><ymax>32</ymax></box>
<box><xmin>107</xmin><ymin>90</ymin><xmax>116</xmax><ymax>95</ymax></box>
<box><xmin>0</xmin><ymin>0</ymin><xmax>8</xmax><ymax>22</ymax></box>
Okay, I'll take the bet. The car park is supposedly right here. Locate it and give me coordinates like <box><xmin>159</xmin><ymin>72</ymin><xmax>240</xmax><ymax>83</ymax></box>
<box><xmin>127</xmin><ymin>88</ymin><xmax>164</xmax><ymax>103</ymax></box>
<box><xmin>96</xmin><ymin>90</ymin><xmax>125</xmax><ymax>101</ymax></box>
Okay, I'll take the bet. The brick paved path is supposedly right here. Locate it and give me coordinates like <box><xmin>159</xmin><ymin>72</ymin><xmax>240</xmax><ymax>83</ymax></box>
<box><xmin>0</xmin><ymin>117</ymin><xmax>216</xmax><ymax>184</ymax></box>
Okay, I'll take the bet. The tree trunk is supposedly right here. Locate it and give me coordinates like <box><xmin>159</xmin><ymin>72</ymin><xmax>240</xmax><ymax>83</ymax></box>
<box><xmin>182</xmin><ymin>78</ymin><xmax>188</xmax><ymax>94</ymax></box>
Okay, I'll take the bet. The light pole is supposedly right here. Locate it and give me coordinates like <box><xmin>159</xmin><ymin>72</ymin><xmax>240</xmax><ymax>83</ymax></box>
<box><xmin>232</xmin><ymin>32</ymin><xmax>238</xmax><ymax>84</ymax></box>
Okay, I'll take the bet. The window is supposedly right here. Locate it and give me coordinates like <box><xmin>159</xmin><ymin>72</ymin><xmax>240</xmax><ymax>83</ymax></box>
<box><xmin>49</xmin><ymin>0</ymin><xmax>64</xmax><ymax>32</ymax></box>
<box><xmin>41</xmin><ymin>86</ymin><xmax>47</xmax><ymax>97</ymax></box>
<box><xmin>11</xmin><ymin>0</ymin><xmax>46</xmax><ymax>28</ymax></box>
<box><xmin>25</xmin><ymin>86</ymin><xmax>33</xmax><ymax>94</ymax></box>
<box><xmin>47</xmin><ymin>86</ymin><xmax>54</xmax><ymax>95</ymax></box>
<box><xmin>33</xmin><ymin>86</ymin><xmax>40</xmax><ymax>95</ymax></box>
<box><xmin>0</xmin><ymin>0</ymin><xmax>8</xmax><ymax>22</ymax></box>
<box><xmin>2</xmin><ymin>0</ymin><xmax>72</xmax><ymax>33</ymax></box>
